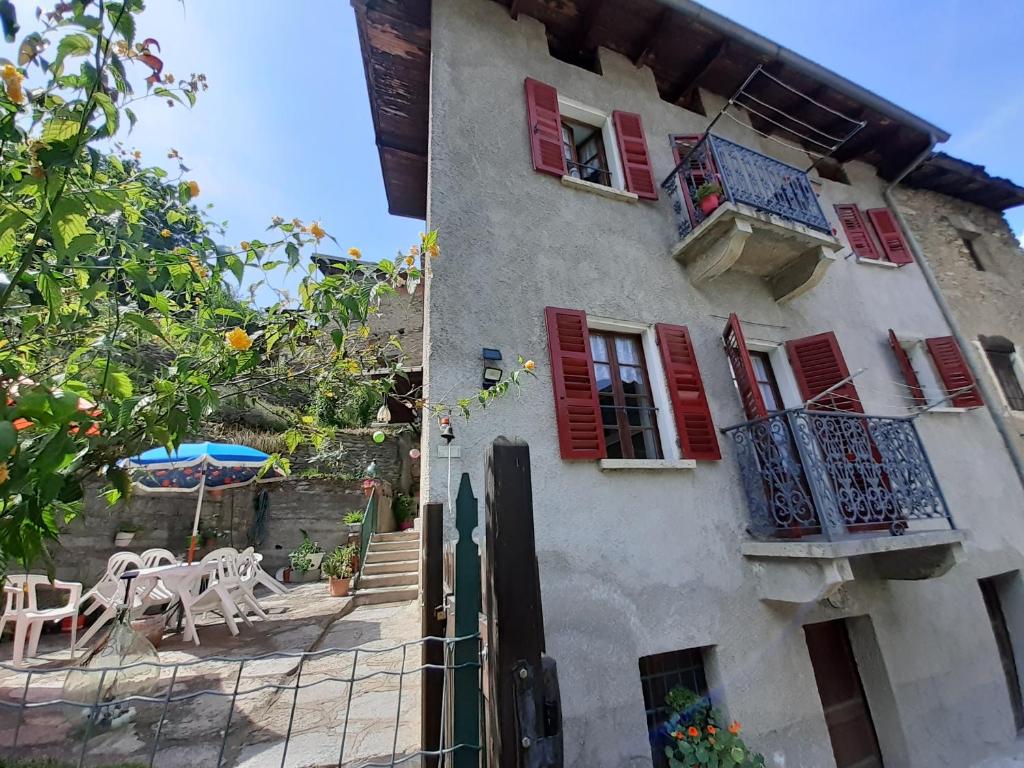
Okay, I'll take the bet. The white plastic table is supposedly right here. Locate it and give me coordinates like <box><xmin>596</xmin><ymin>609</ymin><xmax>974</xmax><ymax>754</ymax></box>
<box><xmin>122</xmin><ymin>561</ymin><xmax>218</xmax><ymax>632</ymax></box>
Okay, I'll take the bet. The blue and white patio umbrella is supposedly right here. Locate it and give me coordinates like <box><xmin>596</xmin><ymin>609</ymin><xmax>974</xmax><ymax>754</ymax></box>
<box><xmin>122</xmin><ymin>442</ymin><xmax>283</xmax><ymax>561</ymax></box>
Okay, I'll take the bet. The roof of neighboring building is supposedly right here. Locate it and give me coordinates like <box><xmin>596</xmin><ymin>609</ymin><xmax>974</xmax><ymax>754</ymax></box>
<box><xmin>352</xmin><ymin>0</ymin><xmax>951</xmax><ymax>219</ymax></box>
<box><xmin>904</xmin><ymin>153</ymin><xmax>1024</xmax><ymax>211</ymax></box>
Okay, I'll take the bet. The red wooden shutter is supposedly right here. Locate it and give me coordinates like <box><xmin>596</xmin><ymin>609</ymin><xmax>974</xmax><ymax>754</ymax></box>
<box><xmin>925</xmin><ymin>335</ymin><xmax>983</xmax><ymax>407</ymax></box>
<box><xmin>786</xmin><ymin>332</ymin><xmax>864</xmax><ymax>413</ymax></box>
<box><xmin>723</xmin><ymin>313</ymin><xmax>767</xmax><ymax>419</ymax></box>
<box><xmin>545</xmin><ymin>307</ymin><xmax>605</xmax><ymax>459</ymax></box>
<box><xmin>867</xmin><ymin>208</ymin><xmax>913</xmax><ymax>265</ymax></box>
<box><xmin>887</xmin><ymin>330</ymin><xmax>926</xmax><ymax>406</ymax></box>
<box><xmin>655</xmin><ymin>323</ymin><xmax>720</xmax><ymax>460</ymax></box>
<box><xmin>525</xmin><ymin>78</ymin><xmax>566</xmax><ymax>177</ymax></box>
<box><xmin>834</xmin><ymin>204</ymin><xmax>880</xmax><ymax>260</ymax></box>
<box><xmin>612</xmin><ymin>111</ymin><xmax>658</xmax><ymax>200</ymax></box>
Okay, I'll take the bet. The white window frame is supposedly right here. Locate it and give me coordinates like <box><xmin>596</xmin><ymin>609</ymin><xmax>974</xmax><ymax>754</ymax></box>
<box><xmin>557</xmin><ymin>96</ymin><xmax>625</xmax><ymax>191</ymax></box>
<box><xmin>891</xmin><ymin>333</ymin><xmax>970</xmax><ymax>413</ymax></box>
<box><xmin>586</xmin><ymin>315</ymin><xmax>693</xmax><ymax>469</ymax></box>
<box><xmin>974</xmin><ymin>339</ymin><xmax>1024</xmax><ymax>414</ymax></box>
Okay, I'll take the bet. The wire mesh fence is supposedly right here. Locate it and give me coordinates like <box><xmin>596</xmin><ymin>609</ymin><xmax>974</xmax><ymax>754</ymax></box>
<box><xmin>0</xmin><ymin>633</ymin><xmax>481</xmax><ymax>768</ymax></box>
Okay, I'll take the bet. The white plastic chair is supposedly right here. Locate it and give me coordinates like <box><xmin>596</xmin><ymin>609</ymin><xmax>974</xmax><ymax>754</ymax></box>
<box><xmin>241</xmin><ymin>549</ymin><xmax>286</xmax><ymax>597</ymax></box>
<box><xmin>75</xmin><ymin>552</ymin><xmax>172</xmax><ymax>649</ymax></box>
<box><xmin>180</xmin><ymin>548</ymin><xmax>260</xmax><ymax>646</ymax></box>
<box><xmin>0</xmin><ymin>575</ymin><xmax>82</xmax><ymax>666</ymax></box>
<box><xmin>251</xmin><ymin>551</ymin><xmax>287</xmax><ymax>596</ymax></box>
<box><xmin>140</xmin><ymin>548</ymin><xmax>178</xmax><ymax>568</ymax></box>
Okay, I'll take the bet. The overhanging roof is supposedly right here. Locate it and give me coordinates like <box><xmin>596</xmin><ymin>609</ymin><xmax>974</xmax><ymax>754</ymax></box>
<box><xmin>352</xmin><ymin>0</ymin><xmax>950</xmax><ymax>220</ymax></box>
<box><xmin>904</xmin><ymin>153</ymin><xmax>1024</xmax><ymax>211</ymax></box>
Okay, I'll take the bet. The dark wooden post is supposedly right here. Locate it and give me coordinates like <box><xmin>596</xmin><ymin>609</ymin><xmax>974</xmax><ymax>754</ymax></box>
<box><xmin>421</xmin><ymin>501</ymin><xmax>445</xmax><ymax>768</ymax></box>
<box><xmin>483</xmin><ymin>437</ymin><xmax>561</xmax><ymax>768</ymax></box>
<box><xmin>453</xmin><ymin>473</ymin><xmax>482</xmax><ymax>767</ymax></box>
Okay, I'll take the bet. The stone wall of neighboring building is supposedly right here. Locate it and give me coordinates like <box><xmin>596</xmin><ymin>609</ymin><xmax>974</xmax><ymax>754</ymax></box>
<box><xmin>893</xmin><ymin>185</ymin><xmax>1024</xmax><ymax>450</ymax></box>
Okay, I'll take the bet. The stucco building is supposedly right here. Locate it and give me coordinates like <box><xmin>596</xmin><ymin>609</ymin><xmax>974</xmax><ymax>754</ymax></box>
<box><xmin>354</xmin><ymin>1</ymin><xmax>1024</xmax><ymax>766</ymax></box>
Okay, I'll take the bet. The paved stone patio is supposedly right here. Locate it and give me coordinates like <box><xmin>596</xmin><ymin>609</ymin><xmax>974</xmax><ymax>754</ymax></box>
<box><xmin>0</xmin><ymin>583</ymin><xmax>421</xmax><ymax>767</ymax></box>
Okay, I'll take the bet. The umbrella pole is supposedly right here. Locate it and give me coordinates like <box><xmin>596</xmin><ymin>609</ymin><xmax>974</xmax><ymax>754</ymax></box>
<box><xmin>187</xmin><ymin>466</ymin><xmax>207</xmax><ymax>564</ymax></box>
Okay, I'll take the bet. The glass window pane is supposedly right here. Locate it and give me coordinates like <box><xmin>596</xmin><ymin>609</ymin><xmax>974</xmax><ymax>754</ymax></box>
<box><xmin>594</xmin><ymin>362</ymin><xmax>612</xmax><ymax>394</ymax></box>
<box><xmin>591</xmin><ymin>334</ymin><xmax>609</xmax><ymax>363</ymax></box>
<box><xmin>615</xmin><ymin>336</ymin><xmax>641</xmax><ymax>365</ymax></box>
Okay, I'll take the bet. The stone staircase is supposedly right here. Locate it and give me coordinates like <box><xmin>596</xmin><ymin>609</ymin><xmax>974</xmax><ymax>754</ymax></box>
<box><xmin>354</xmin><ymin>530</ymin><xmax>419</xmax><ymax>605</ymax></box>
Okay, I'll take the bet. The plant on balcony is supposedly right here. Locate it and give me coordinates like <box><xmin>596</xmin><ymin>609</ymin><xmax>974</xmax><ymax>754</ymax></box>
<box><xmin>695</xmin><ymin>182</ymin><xmax>724</xmax><ymax>216</ymax></box>
<box><xmin>393</xmin><ymin>494</ymin><xmax>415</xmax><ymax>531</ymax></box>
<box><xmin>660</xmin><ymin>686</ymin><xmax>765</xmax><ymax>768</ymax></box>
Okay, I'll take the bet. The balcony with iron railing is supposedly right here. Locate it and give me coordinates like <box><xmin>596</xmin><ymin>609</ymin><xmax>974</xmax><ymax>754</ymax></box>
<box><xmin>721</xmin><ymin>408</ymin><xmax>965</xmax><ymax>603</ymax></box>
<box><xmin>664</xmin><ymin>134</ymin><xmax>842</xmax><ymax>302</ymax></box>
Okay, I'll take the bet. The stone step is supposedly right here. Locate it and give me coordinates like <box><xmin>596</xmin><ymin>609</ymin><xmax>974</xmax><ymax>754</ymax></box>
<box><xmin>362</xmin><ymin>559</ymin><xmax>419</xmax><ymax>576</ymax></box>
<box><xmin>354</xmin><ymin>584</ymin><xmax>419</xmax><ymax>606</ymax></box>
<box><xmin>371</xmin><ymin>530</ymin><xmax>419</xmax><ymax>543</ymax></box>
<box><xmin>365</xmin><ymin>547</ymin><xmax>418</xmax><ymax>563</ymax></box>
<box><xmin>358</xmin><ymin>572</ymin><xmax>418</xmax><ymax>589</ymax></box>
<box><xmin>370</xmin><ymin>539</ymin><xmax>420</xmax><ymax>553</ymax></box>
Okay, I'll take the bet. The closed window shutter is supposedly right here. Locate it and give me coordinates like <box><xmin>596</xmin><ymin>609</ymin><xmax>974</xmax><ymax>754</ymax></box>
<box><xmin>834</xmin><ymin>204</ymin><xmax>880</xmax><ymax>260</ymax></box>
<box><xmin>545</xmin><ymin>307</ymin><xmax>606</xmax><ymax>459</ymax></box>
<box><xmin>925</xmin><ymin>336</ymin><xmax>983</xmax><ymax>407</ymax></box>
<box><xmin>525</xmin><ymin>78</ymin><xmax>567</xmax><ymax>177</ymax></box>
<box><xmin>867</xmin><ymin>208</ymin><xmax>913</xmax><ymax>265</ymax></box>
<box><xmin>887</xmin><ymin>330</ymin><xmax>926</xmax><ymax>406</ymax></box>
<box><xmin>723</xmin><ymin>313</ymin><xmax>767</xmax><ymax>419</ymax></box>
<box><xmin>612</xmin><ymin>111</ymin><xmax>658</xmax><ymax>200</ymax></box>
<box><xmin>655</xmin><ymin>323</ymin><xmax>720</xmax><ymax>460</ymax></box>
<box><xmin>786</xmin><ymin>331</ymin><xmax>864</xmax><ymax>413</ymax></box>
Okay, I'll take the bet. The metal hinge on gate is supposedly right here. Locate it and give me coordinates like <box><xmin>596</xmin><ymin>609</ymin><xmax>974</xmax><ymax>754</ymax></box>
<box><xmin>513</xmin><ymin>655</ymin><xmax>563</xmax><ymax>768</ymax></box>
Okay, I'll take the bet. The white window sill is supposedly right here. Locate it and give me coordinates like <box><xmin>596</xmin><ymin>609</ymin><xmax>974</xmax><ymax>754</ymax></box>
<box><xmin>855</xmin><ymin>256</ymin><xmax>899</xmax><ymax>269</ymax></box>
<box><xmin>919</xmin><ymin>406</ymin><xmax>971</xmax><ymax>414</ymax></box>
<box><xmin>561</xmin><ymin>174</ymin><xmax>638</xmax><ymax>203</ymax></box>
<box><xmin>599</xmin><ymin>458</ymin><xmax>696</xmax><ymax>471</ymax></box>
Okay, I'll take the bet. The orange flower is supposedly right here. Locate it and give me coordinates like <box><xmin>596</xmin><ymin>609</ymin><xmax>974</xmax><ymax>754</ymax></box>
<box><xmin>707</xmin><ymin>725</ymin><xmax>717</xmax><ymax>735</ymax></box>
<box><xmin>225</xmin><ymin>327</ymin><xmax>253</xmax><ymax>351</ymax></box>
<box><xmin>240</xmin><ymin>240</ymin><xmax>251</xmax><ymax>252</ymax></box>
<box><xmin>404</xmin><ymin>255</ymin><xmax>415</xmax><ymax>267</ymax></box>
<box><xmin>687</xmin><ymin>726</ymin><xmax>699</xmax><ymax>738</ymax></box>
<box><xmin>0</xmin><ymin>462</ymin><xmax>9</xmax><ymax>484</ymax></box>
<box><xmin>427</xmin><ymin>243</ymin><xmax>440</xmax><ymax>258</ymax></box>
<box><xmin>524</xmin><ymin>359</ymin><xmax>536</xmax><ymax>371</ymax></box>
<box><xmin>187</xmin><ymin>180</ymin><xmax>200</xmax><ymax>198</ymax></box>
<box><xmin>160</xmin><ymin>228</ymin><xmax>171</xmax><ymax>238</ymax></box>
<box><xmin>13</xmin><ymin>418</ymin><xmax>32</xmax><ymax>431</ymax></box>
<box><xmin>728</xmin><ymin>721</ymin><xmax>741</xmax><ymax>735</ymax></box>
<box><xmin>309</xmin><ymin>221</ymin><xmax>326</xmax><ymax>241</ymax></box>
<box><xmin>672</xmin><ymin>730</ymin><xmax>685</xmax><ymax>741</ymax></box>
<box><xmin>347</xmin><ymin>247</ymin><xmax>362</xmax><ymax>260</ymax></box>
<box><xmin>2</xmin><ymin>63</ymin><xmax>25</xmax><ymax>105</ymax></box>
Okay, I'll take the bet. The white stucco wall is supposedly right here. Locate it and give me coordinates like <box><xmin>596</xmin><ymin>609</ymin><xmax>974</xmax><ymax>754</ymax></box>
<box><xmin>421</xmin><ymin>2</ymin><xmax>1024</xmax><ymax>765</ymax></box>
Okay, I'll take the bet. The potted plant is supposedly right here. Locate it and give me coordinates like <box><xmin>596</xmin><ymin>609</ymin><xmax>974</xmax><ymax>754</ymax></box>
<box><xmin>393</xmin><ymin>494</ymin><xmax>415</xmax><ymax>531</ymax></box>
<box><xmin>114</xmin><ymin>523</ymin><xmax>142</xmax><ymax>547</ymax></box>
<box><xmin>322</xmin><ymin>544</ymin><xmax>357</xmax><ymax>596</ymax></box>
<box><xmin>695</xmin><ymin>181</ymin><xmax>724</xmax><ymax>216</ymax></box>
<box><xmin>343</xmin><ymin>509</ymin><xmax>364</xmax><ymax>535</ymax></box>
<box><xmin>199</xmin><ymin>522</ymin><xmax>226</xmax><ymax>549</ymax></box>
<box><xmin>660</xmin><ymin>686</ymin><xmax>765</xmax><ymax>768</ymax></box>
<box><xmin>288</xmin><ymin>530</ymin><xmax>325</xmax><ymax>582</ymax></box>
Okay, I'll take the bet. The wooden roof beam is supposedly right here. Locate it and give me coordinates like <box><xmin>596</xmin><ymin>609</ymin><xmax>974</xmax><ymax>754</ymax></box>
<box><xmin>560</xmin><ymin>0</ymin><xmax>607</xmax><ymax>61</ymax></box>
<box><xmin>666</xmin><ymin>38</ymin><xmax>728</xmax><ymax>105</ymax></box>
<box><xmin>631</xmin><ymin>7</ymin><xmax>670</xmax><ymax>68</ymax></box>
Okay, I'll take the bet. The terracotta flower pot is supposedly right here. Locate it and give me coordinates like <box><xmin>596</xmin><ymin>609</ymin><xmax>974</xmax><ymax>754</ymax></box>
<box><xmin>699</xmin><ymin>193</ymin><xmax>721</xmax><ymax>216</ymax></box>
<box><xmin>329</xmin><ymin>577</ymin><xmax>351</xmax><ymax>597</ymax></box>
<box><xmin>399</xmin><ymin>520</ymin><xmax>414</xmax><ymax>531</ymax></box>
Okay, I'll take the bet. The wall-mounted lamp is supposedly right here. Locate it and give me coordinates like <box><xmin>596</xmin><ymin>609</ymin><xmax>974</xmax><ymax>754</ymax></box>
<box><xmin>482</xmin><ymin>348</ymin><xmax>503</xmax><ymax>389</ymax></box>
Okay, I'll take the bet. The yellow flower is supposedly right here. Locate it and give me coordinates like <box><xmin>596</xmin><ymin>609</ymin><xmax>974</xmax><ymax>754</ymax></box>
<box><xmin>524</xmin><ymin>360</ymin><xmax>536</xmax><ymax>371</ymax></box>
<box><xmin>240</xmin><ymin>240</ymin><xmax>251</xmax><ymax>252</ymax></box>
<box><xmin>187</xmin><ymin>180</ymin><xmax>200</xmax><ymax>198</ymax></box>
<box><xmin>309</xmin><ymin>221</ymin><xmax>326</xmax><ymax>241</ymax></box>
<box><xmin>225</xmin><ymin>327</ymin><xmax>253</xmax><ymax>351</ymax></box>
<box><xmin>404</xmin><ymin>256</ymin><xmax>415</xmax><ymax>267</ymax></box>
<box><xmin>0</xmin><ymin>462</ymin><xmax>8</xmax><ymax>484</ymax></box>
<box><xmin>348</xmin><ymin>247</ymin><xmax>362</xmax><ymax>260</ymax></box>
<box><xmin>188</xmin><ymin>254</ymin><xmax>207</xmax><ymax>278</ymax></box>
<box><xmin>1</xmin><ymin>64</ymin><xmax>25</xmax><ymax>105</ymax></box>
<box><xmin>160</xmin><ymin>228</ymin><xmax>171</xmax><ymax>238</ymax></box>
<box><xmin>427</xmin><ymin>243</ymin><xmax>440</xmax><ymax>258</ymax></box>
<box><xmin>133</xmin><ymin>150</ymin><xmax>142</xmax><ymax>160</ymax></box>
<box><xmin>291</xmin><ymin>218</ymin><xmax>303</xmax><ymax>228</ymax></box>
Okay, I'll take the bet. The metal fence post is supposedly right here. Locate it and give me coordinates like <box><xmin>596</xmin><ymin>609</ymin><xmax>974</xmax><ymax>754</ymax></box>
<box><xmin>453</xmin><ymin>473</ymin><xmax>481</xmax><ymax>767</ymax></box>
<box><xmin>785</xmin><ymin>410</ymin><xmax>845</xmax><ymax>540</ymax></box>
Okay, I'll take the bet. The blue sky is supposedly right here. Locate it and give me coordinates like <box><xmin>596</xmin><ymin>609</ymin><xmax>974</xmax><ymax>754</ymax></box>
<box><xmin>69</xmin><ymin>1</ymin><xmax>1024</xmax><ymax>302</ymax></box>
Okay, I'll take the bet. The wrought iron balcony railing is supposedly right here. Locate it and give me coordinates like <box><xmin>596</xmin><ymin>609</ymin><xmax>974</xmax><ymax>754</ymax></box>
<box><xmin>665</xmin><ymin>134</ymin><xmax>831</xmax><ymax>240</ymax></box>
<box><xmin>722</xmin><ymin>408</ymin><xmax>953</xmax><ymax>540</ymax></box>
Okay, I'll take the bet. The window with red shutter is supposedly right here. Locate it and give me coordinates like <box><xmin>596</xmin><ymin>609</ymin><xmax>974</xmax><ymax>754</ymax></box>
<box><xmin>887</xmin><ymin>330</ymin><xmax>926</xmax><ymax>406</ymax></box>
<box><xmin>834</xmin><ymin>204</ymin><xmax>880</xmax><ymax>260</ymax></box>
<box><xmin>655</xmin><ymin>323</ymin><xmax>720</xmax><ymax>460</ymax></box>
<box><xmin>926</xmin><ymin>336</ymin><xmax>983</xmax><ymax>407</ymax></box>
<box><xmin>545</xmin><ymin>307</ymin><xmax>605</xmax><ymax>459</ymax></box>
<box><xmin>612</xmin><ymin>111</ymin><xmax>658</xmax><ymax>200</ymax></box>
<box><xmin>785</xmin><ymin>332</ymin><xmax>863</xmax><ymax>413</ymax></box>
<box><xmin>525</xmin><ymin>78</ymin><xmax>567</xmax><ymax>177</ymax></box>
<box><xmin>723</xmin><ymin>314</ymin><xmax>768</xmax><ymax>419</ymax></box>
<box><xmin>867</xmin><ymin>208</ymin><xmax>913</xmax><ymax>265</ymax></box>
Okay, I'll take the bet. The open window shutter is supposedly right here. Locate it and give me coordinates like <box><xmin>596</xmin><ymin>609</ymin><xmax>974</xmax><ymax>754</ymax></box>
<box><xmin>525</xmin><ymin>78</ymin><xmax>567</xmax><ymax>177</ymax></box>
<box><xmin>834</xmin><ymin>204</ymin><xmax>880</xmax><ymax>260</ymax></box>
<box><xmin>887</xmin><ymin>330</ymin><xmax>926</xmax><ymax>406</ymax></box>
<box><xmin>867</xmin><ymin>208</ymin><xmax>913</xmax><ymax>265</ymax></box>
<box><xmin>925</xmin><ymin>336</ymin><xmax>983</xmax><ymax>407</ymax></box>
<box><xmin>655</xmin><ymin>323</ymin><xmax>720</xmax><ymax>460</ymax></box>
<box><xmin>612</xmin><ymin>111</ymin><xmax>658</xmax><ymax>200</ymax></box>
<box><xmin>723</xmin><ymin>313</ymin><xmax>767</xmax><ymax>419</ymax></box>
<box><xmin>786</xmin><ymin>331</ymin><xmax>864</xmax><ymax>413</ymax></box>
<box><xmin>545</xmin><ymin>307</ymin><xmax>605</xmax><ymax>459</ymax></box>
